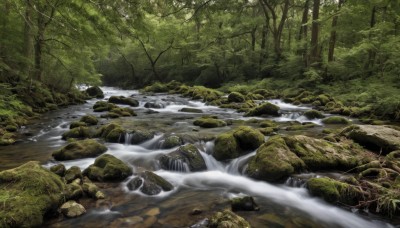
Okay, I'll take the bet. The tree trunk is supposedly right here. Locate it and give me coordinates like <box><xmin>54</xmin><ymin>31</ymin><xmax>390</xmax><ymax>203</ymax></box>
<box><xmin>298</xmin><ymin>0</ymin><xmax>310</xmax><ymax>67</ymax></box>
<box><xmin>251</xmin><ymin>26</ymin><xmax>257</xmax><ymax>51</ymax></box>
<box><xmin>364</xmin><ymin>6</ymin><xmax>377</xmax><ymax>72</ymax></box>
<box><xmin>310</xmin><ymin>0</ymin><xmax>320</xmax><ymax>65</ymax></box>
<box><xmin>34</xmin><ymin>16</ymin><xmax>45</xmax><ymax>82</ymax></box>
<box><xmin>328</xmin><ymin>0</ymin><xmax>343</xmax><ymax>62</ymax></box>
<box><xmin>23</xmin><ymin>0</ymin><xmax>34</xmax><ymax>78</ymax></box>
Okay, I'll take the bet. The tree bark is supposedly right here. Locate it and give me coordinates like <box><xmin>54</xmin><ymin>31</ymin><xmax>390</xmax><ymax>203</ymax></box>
<box><xmin>310</xmin><ymin>0</ymin><xmax>320</xmax><ymax>65</ymax></box>
<box><xmin>23</xmin><ymin>0</ymin><xmax>34</xmax><ymax>78</ymax></box>
<box><xmin>364</xmin><ymin>6</ymin><xmax>377</xmax><ymax>72</ymax></box>
<box><xmin>298</xmin><ymin>0</ymin><xmax>309</xmax><ymax>67</ymax></box>
<box><xmin>328</xmin><ymin>0</ymin><xmax>343</xmax><ymax>62</ymax></box>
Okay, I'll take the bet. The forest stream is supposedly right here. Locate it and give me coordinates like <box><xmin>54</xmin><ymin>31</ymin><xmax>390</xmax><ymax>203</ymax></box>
<box><xmin>0</xmin><ymin>87</ymin><xmax>397</xmax><ymax>228</ymax></box>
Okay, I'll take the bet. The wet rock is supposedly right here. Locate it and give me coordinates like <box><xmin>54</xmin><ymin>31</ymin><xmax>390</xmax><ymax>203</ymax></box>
<box><xmin>246</xmin><ymin>135</ymin><xmax>306</xmax><ymax>182</ymax></box>
<box><xmin>60</xmin><ymin>200</ymin><xmax>86</xmax><ymax>218</ymax></box>
<box><xmin>53</xmin><ymin>139</ymin><xmax>107</xmax><ymax>161</ymax></box>
<box><xmin>95</xmin><ymin>123</ymin><xmax>126</xmax><ymax>143</ymax></box>
<box><xmin>231</xmin><ymin>196</ymin><xmax>260</xmax><ymax>212</ymax></box>
<box><xmin>144</xmin><ymin>101</ymin><xmax>165</xmax><ymax>109</ymax></box>
<box><xmin>245</xmin><ymin>102</ymin><xmax>280</xmax><ymax>117</ymax></box>
<box><xmin>190</xmin><ymin>208</ymin><xmax>203</xmax><ymax>215</ymax></box>
<box><xmin>0</xmin><ymin>161</ymin><xmax>66</xmax><ymax>227</ymax></box>
<box><xmin>86</xmin><ymin>86</ymin><xmax>104</xmax><ymax>99</ymax></box>
<box><xmin>82</xmin><ymin>178</ymin><xmax>105</xmax><ymax>199</ymax></box>
<box><xmin>50</xmin><ymin>164</ymin><xmax>66</xmax><ymax>176</ymax></box>
<box><xmin>80</xmin><ymin>115</ymin><xmax>99</xmax><ymax>125</ymax></box>
<box><xmin>84</xmin><ymin>154</ymin><xmax>132</xmax><ymax>182</ymax></box>
<box><xmin>285</xmin><ymin>122</ymin><xmax>316</xmax><ymax>131</ymax></box>
<box><xmin>228</xmin><ymin>92</ymin><xmax>245</xmax><ymax>103</ymax></box>
<box><xmin>108</xmin><ymin>107</ymin><xmax>137</xmax><ymax>117</ymax></box>
<box><xmin>62</xmin><ymin>126</ymin><xmax>91</xmax><ymax>140</ymax></box>
<box><xmin>66</xmin><ymin>182</ymin><xmax>84</xmax><ymax>200</ymax></box>
<box><xmin>213</xmin><ymin>126</ymin><xmax>264</xmax><ymax>161</ymax></box>
<box><xmin>128</xmin><ymin>171</ymin><xmax>173</xmax><ymax>195</ymax></box>
<box><xmin>108</xmin><ymin>95</ymin><xmax>139</xmax><ymax>107</ymax></box>
<box><xmin>160</xmin><ymin>135</ymin><xmax>184</xmax><ymax>149</ymax></box>
<box><xmin>65</xmin><ymin>166</ymin><xmax>82</xmax><ymax>183</ymax></box>
<box><xmin>253</xmin><ymin>89</ymin><xmax>275</xmax><ymax>99</ymax></box>
<box><xmin>69</xmin><ymin>121</ymin><xmax>87</xmax><ymax>129</ymax></box>
<box><xmin>5</xmin><ymin>124</ymin><xmax>18</xmax><ymax>132</ymax></box>
<box><xmin>145</xmin><ymin>207</ymin><xmax>160</xmax><ymax>216</ymax></box>
<box><xmin>128</xmin><ymin>130</ymin><xmax>155</xmax><ymax>144</ymax></box>
<box><xmin>342</xmin><ymin>125</ymin><xmax>400</xmax><ymax>154</ymax></box>
<box><xmin>93</xmin><ymin>101</ymin><xmax>117</xmax><ymax>112</ymax></box>
<box><xmin>145</xmin><ymin>109</ymin><xmax>159</xmax><ymax>114</ymax></box>
<box><xmin>259</xmin><ymin>120</ymin><xmax>277</xmax><ymax>128</ymax></box>
<box><xmin>179</xmin><ymin>107</ymin><xmax>203</xmax><ymax>113</ymax></box>
<box><xmin>304</xmin><ymin>110</ymin><xmax>324</xmax><ymax>119</ymax></box>
<box><xmin>159</xmin><ymin>144</ymin><xmax>207</xmax><ymax>172</ymax></box>
<box><xmin>307</xmin><ymin>177</ymin><xmax>362</xmax><ymax>205</ymax></box>
<box><xmin>209</xmin><ymin>210</ymin><xmax>251</xmax><ymax>228</ymax></box>
<box><xmin>322</xmin><ymin>116</ymin><xmax>350</xmax><ymax>124</ymax></box>
<box><xmin>193</xmin><ymin>116</ymin><xmax>227</xmax><ymax>128</ymax></box>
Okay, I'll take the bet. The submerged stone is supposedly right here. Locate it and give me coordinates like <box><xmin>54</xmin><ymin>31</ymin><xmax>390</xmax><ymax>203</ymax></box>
<box><xmin>231</xmin><ymin>196</ymin><xmax>260</xmax><ymax>212</ymax></box>
<box><xmin>322</xmin><ymin>116</ymin><xmax>350</xmax><ymax>124</ymax></box>
<box><xmin>127</xmin><ymin>171</ymin><xmax>173</xmax><ymax>195</ymax></box>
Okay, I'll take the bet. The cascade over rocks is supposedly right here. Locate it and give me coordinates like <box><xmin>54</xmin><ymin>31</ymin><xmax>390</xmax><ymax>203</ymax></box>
<box><xmin>127</xmin><ymin>171</ymin><xmax>173</xmax><ymax>195</ymax></box>
<box><xmin>84</xmin><ymin>154</ymin><xmax>132</xmax><ymax>182</ymax></box>
<box><xmin>159</xmin><ymin>144</ymin><xmax>207</xmax><ymax>172</ymax></box>
<box><xmin>53</xmin><ymin>139</ymin><xmax>107</xmax><ymax>161</ymax></box>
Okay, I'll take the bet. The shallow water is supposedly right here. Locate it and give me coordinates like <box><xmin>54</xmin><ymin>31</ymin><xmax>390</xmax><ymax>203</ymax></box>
<box><xmin>1</xmin><ymin>87</ymin><xmax>397</xmax><ymax>227</ymax></box>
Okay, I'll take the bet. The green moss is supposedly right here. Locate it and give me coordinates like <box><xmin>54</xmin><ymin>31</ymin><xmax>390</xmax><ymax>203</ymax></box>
<box><xmin>228</xmin><ymin>92</ymin><xmax>246</xmax><ymax>103</ymax></box>
<box><xmin>259</xmin><ymin>120</ymin><xmax>277</xmax><ymax>128</ymax></box>
<box><xmin>209</xmin><ymin>210</ymin><xmax>251</xmax><ymax>228</ymax></box>
<box><xmin>62</xmin><ymin>126</ymin><xmax>91</xmax><ymax>140</ymax></box>
<box><xmin>86</xmin><ymin>86</ymin><xmax>104</xmax><ymax>98</ymax></box>
<box><xmin>233</xmin><ymin>126</ymin><xmax>264</xmax><ymax>151</ymax></box>
<box><xmin>53</xmin><ymin>139</ymin><xmax>107</xmax><ymax>161</ymax></box>
<box><xmin>179</xmin><ymin>107</ymin><xmax>203</xmax><ymax>113</ymax></box>
<box><xmin>108</xmin><ymin>96</ymin><xmax>139</xmax><ymax>107</ymax></box>
<box><xmin>304</xmin><ymin>110</ymin><xmax>325</xmax><ymax>119</ymax></box>
<box><xmin>286</xmin><ymin>123</ymin><xmax>316</xmax><ymax>131</ymax></box>
<box><xmin>161</xmin><ymin>135</ymin><xmax>183</xmax><ymax>149</ymax></box>
<box><xmin>70</xmin><ymin>121</ymin><xmax>87</xmax><ymax>129</ymax></box>
<box><xmin>259</xmin><ymin>127</ymin><xmax>277</xmax><ymax>136</ymax></box>
<box><xmin>93</xmin><ymin>101</ymin><xmax>117</xmax><ymax>112</ymax></box>
<box><xmin>80</xmin><ymin>115</ymin><xmax>98</xmax><ymax>125</ymax></box>
<box><xmin>84</xmin><ymin>154</ymin><xmax>132</xmax><ymax>182</ymax></box>
<box><xmin>322</xmin><ymin>116</ymin><xmax>350</xmax><ymax>124</ymax></box>
<box><xmin>317</xmin><ymin>94</ymin><xmax>331</xmax><ymax>105</ymax></box>
<box><xmin>0</xmin><ymin>161</ymin><xmax>66</xmax><ymax>227</ymax></box>
<box><xmin>245</xmin><ymin>102</ymin><xmax>280</xmax><ymax>117</ymax></box>
<box><xmin>193</xmin><ymin>117</ymin><xmax>227</xmax><ymax>128</ymax></box>
<box><xmin>213</xmin><ymin>132</ymin><xmax>240</xmax><ymax>161</ymax></box>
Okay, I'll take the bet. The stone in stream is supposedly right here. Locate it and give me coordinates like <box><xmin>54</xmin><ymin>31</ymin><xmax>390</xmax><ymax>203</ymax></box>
<box><xmin>228</xmin><ymin>92</ymin><xmax>246</xmax><ymax>103</ymax></box>
<box><xmin>86</xmin><ymin>86</ymin><xmax>104</xmax><ymax>99</ymax></box>
<box><xmin>208</xmin><ymin>210</ymin><xmax>251</xmax><ymax>228</ymax></box>
<box><xmin>231</xmin><ymin>196</ymin><xmax>260</xmax><ymax>212</ymax></box>
<box><xmin>160</xmin><ymin>135</ymin><xmax>184</xmax><ymax>149</ymax></box>
<box><xmin>64</xmin><ymin>166</ymin><xmax>83</xmax><ymax>183</ymax></box>
<box><xmin>159</xmin><ymin>144</ymin><xmax>207</xmax><ymax>172</ymax></box>
<box><xmin>144</xmin><ymin>101</ymin><xmax>165</xmax><ymax>109</ymax></box>
<box><xmin>69</xmin><ymin>121</ymin><xmax>87</xmax><ymax>129</ymax></box>
<box><xmin>50</xmin><ymin>163</ymin><xmax>66</xmax><ymax>176</ymax></box>
<box><xmin>66</xmin><ymin>181</ymin><xmax>84</xmax><ymax>200</ymax></box>
<box><xmin>95</xmin><ymin>123</ymin><xmax>126</xmax><ymax>143</ymax></box>
<box><xmin>82</xmin><ymin>177</ymin><xmax>105</xmax><ymax>199</ymax></box>
<box><xmin>84</xmin><ymin>154</ymin><xmax>132</xmax><ymax>182</ymax></box>
<box><xmin>303</xmin><ymin>110</ymin><xmax>325</xmax><ymax>119</ymax></box>
<box><xmin>179</xmin><ymin>107</ymin><xmax>203</xmax><ymax>113</ymax></box>
<box><xmin>341</xmin><ymin>125</ymin><xmax>400</xmax><ymax>154</ymax></box>
<box><xmin>93</xmin><ymin>101</ymin><xmax>117</xmax><ymax>112</ymax></box>
<box><xmin>60</xmin><ymin>200</ymin><xmax>86</xmax><ymax>218</ymax></box>
<box><xmin>62</xmin><ymin>126</ymin><xmax>92</xmax><ymax>140</ymax></box>
<box><xmin>193</xmin><ymin>116</ymin><xmax>227</xmax><ymax>128</ymax></box>
<box><xmin>213</xmin><ymin>126</ymin><xmax>264</xmax><ymax>161</ymax></box>
<box><xmin>80</xmin><ymin>115</ymin><xmax>99</xmax><ymax>125</ymax></box>
<box><xmin>322</xmin><ymin>116</ymin><xmax>350</xmax><ymax>125</ymax></box>
<box><xmin>0</xmin><ymin>161</ymin><xmax>66</xmax><ymax>227</ymax></box>
<box><xmin>52</xmin><ymin>139</ymin><xmax>107</xmax><ymax>161</ymax></box>
<box><xmin>244</xmin><ymin>102</ymin><xmax>280</xmax><ymax>117</ymax></box>
<box><xmin>127</xmin><ymin>171</ymin><xmax>173</xmax><ymax>195</ymax></box>
<box><xmin>127</xmin><ymin>130</ymin><xmax>155</xmax><ymax>144</ymax></box>
<box><xmin>108</xmin><ymin>95</ymin><xmax>139</xmax><ymax>107</ymax></box>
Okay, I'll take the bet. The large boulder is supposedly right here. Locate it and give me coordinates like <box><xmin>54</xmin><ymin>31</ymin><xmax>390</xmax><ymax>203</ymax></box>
<box><xmin>83</xmin><ymin>154</ymin><xmax>132</xmax><ymax>182</ymax></box>
<box><xmin>304</xmin><ymin>110</ymin><xmax>325</xmax><ymax>119</ymax></box>
<box><xmin>64</xmin><ymin>166</ymin><xmax>82</xmax><ymax>183</ymax></box>
<box><xmin>127</xmin><ymin>171</ymin><xmax>173</xmax><ymax>195</ymax></box>
<box><xmin>127</xmin><ymin>130</ymin><xmax>155</xmax><ymax>144</ymax></box>
<box><xmin>93</xmin><ymin>101</ymin><xmax>117</xmax><ymax>112</ymax></box>
<box><xmin>322</xmin><ymin>116</ymin><xmax>350</xmax><ymax>125</ymax></box>
<box><xmin>159</xmin><ymin>144</ymin><xmax>207</xmax><ymax>172</ymax></box>
<box><xmin>193</xmin><ymin>116</ymin><xmax>227</xmax><ymax>128</ymax></box>
<box><xmin>228</xmin><ymin>92</ymin><xmax>246</xmax><ymax>103</ymax></box>
<box><xmin>245</xmin><ymin>102</ymin><xmax>280</xmax><ymax>117</ymax></box>
<box><xmin>208</xmin><ymin>210</ymin><xmax>251</xmax><ymax>228</ymax></box>
<box><xmin>160</xmin><ymin>135</ymin><xmax>184</xmax><ymax>149</ymax></box>
<box><xmin>80</xmin><ymin>115</ymin><xmax>98</xmax><ymax>125</ymax></box>
<box><xmin>0</xmin><ymin>161</ymin><xmax>66</xmax><ymax>227</ymax></box>
<box><xmin>213</xmin><ymin>126</ymin><xmax>264</xmax><ymax>161</ymax></box>
<box><xmin>342</xmin><ymin>125</ymin><xmax>400</xmax><ymax>154</ymax></box>
<box><xmin>95</xmin><ymin>123</ymin><xmax>126</xmax><ymax>143</ymax></box>
<box><xmin>108</xmin><ymin>96</ymin><xmax>139</xmax><ymax>107</ymax></box>
<box><xmin>245</xmin><ymin>135</ymin><xmax>306</xmax><ymax>182</ymax></box>
<box><xmin>86</xmin><ymin>86</ymin><xmax>104</xmax><ymax>99</ymax></box>
<box><xmin>307</xmin><ymin>177</ymin><xmax>362</xmax><ymax>205</ymax></box>
<box><xmin>53</xmin><ymin>139</ymin><xmax>107</xmax><ymax>161</ymax></box>
<box><xmin>62</xmin><ymin>126</ymin><xmax>92</xmax><ymax>140</ymax></box>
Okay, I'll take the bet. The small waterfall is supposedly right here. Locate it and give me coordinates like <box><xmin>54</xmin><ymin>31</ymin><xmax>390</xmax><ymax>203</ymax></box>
<box><xmin>140</xmin><ymin>134</ymin><xmax>164</xmax><ymax>149</ymax></box>
<box><xmin>121</xmin><ymin>132</ymin><xmax>132</xmax><ymax>145</ymax></box>
<box><xmin>225</xmin><ymin>151</ymin><xmax>256</xmax><ymax>175</ymax></box>
<box><xmin>199</xmin><ymin>151</ymin><xmax>224</xmax><ymax>171</ymax></box>
<box><xmin>281</xmin><ymin>112</ymin><xmax>302</xmax><ymax>120</ymax></box>
<box><xmin>205</xmin><ymin>141</ymin><xmax>214</xmax><ymax>154</ymax></box>
<box><xmin>284</xmin><ymin>177</ymin><xmax>308</xmax><ymax>188</ymax></box>
<box><xmin>168</xmin><ymin>159</ymin><xmax>190</xmax><ymax>172</ymax></box>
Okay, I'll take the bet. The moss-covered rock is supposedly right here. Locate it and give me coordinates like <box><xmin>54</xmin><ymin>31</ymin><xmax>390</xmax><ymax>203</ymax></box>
<box><xmin>62</xmin><ymin>126</ymin><xmax>91</xmax><ymax>140</ymax></box>
<box><xmin>82</xmin><ymin>178</ymin><xmax>104</xmax><ymax>199</ymax></box>
<box><xmin>109</xmin><ymin>107</ymin><xmax>136</xmax><ymax>117</ymax></box>
<box><xmin>127</xmin><ymin>130</ymin><xmax>155</xmax><ymax>144</ymax></box>
<box><xmin>213</xmin><ymin>126</ymin><xmax>264</xmax><ymax>161</ymax></box>
<box><xmin>304</xmin><ymin>110</ymin><xmax>324</xmax><ymax>119</ymax></box>
<box><xmin>53</xmin><ymin>139</ymin><xmax>107</xmax><ymax>161</ymax></box>
<box><xmin>69</xmin><ymin>121</ymin><xmax>87</xmax><ymax>129</ymax></box>
<box><xmin>307</xmin><ymin>177</ymin><xmax>362</xmax><ymax>205</ymax></box>
<box><xmin>60</xmin><ymin>200</ymin><xmax>86</xmax><ymax>218</ymax></box>
<box><xmin>0</xmin><ymin>161</ymin><xmax>66</xmax><ymax>228</ymax></box>
<box><xmin>80</xmin><ymin>115</ymin><xmax>98</xmax><ymax>125</ymax></box>
<box><xmin>228</xmin><ymin>92</ymin><xmax>246</xmax><ymax>103</ymax></box>
<box><xmin>95</xmin><ymin>123</ymin><xmax>126</xmax><ymax>143</ymax></box>
<box><xmin>160</xmin><ymin>135</ymin><xmax>183</xmax><ymax>149</ymax></box>
<box><xmin>159</xmin><ymin>144</ymin><xmax>207</xmax><ymax>172</ymax></box>
<box><xmin>341</xmin><ymin>125</ymin><xmax>400</xmax><ymax>154</ymax></box>
<box><xmin>5</xmin><ymin>124</ymin><xmax>17</xmax><ymax>132</ymax></box>
<box><xmin>182</xmin><ymin>86</ymin><xmax>223</xmax><ymax>102</ymax></box>
<box><xmin>285</xmin><ymin>123</ymin><xmax>316</xmax><ymax>131</ymax></box>
<box><xmin>93</xmin><ymin>101</ymin><xmax>117</xmax><ymax>112</ymax></box>
<box><xmin>144</xmin><ymin>101</ymin><xmax>165</xmax><ymax>109</ymax></box>
<box><xmin>193</xmin><ymin>116</ymin><xmax>227</xmax><ymax>128</ymax></box>
<box><xmin>209</xmin><ymin>210</ymin><xmax>251</xmax><ymax>228</ymax></box>
<box><xmin>245</xmin><ymin>135</ymin><xmax>306</xmax><ymax>182</ymax></box>
<box><xmin>259</xmin><ymin>120</ymin><xmax>277</xmax><ymax>128</ymax></box>
<box><xmin>253</xmin><ymin>89</ymin><xmax>275</xmax><ymax>99</ymax></box>
<box><xmin>245</xmin><ymin>102</ymin><xmax>280</xmax><ymax>117</ymax></box>
<box><xmin>86</xmin><ymin>86</ymin><xmax>104</xmax><ymax>99</ymax></box>
<box><xmin>179</xmin><ymin>107</ymin><xmax>203</xmax><ymax>113</ymax></box>
<box><xmin>65</xmin><ymin>182</ymin><xmax>83</xmax><ymax>200</ymax></box>
<box><xmin>231</xmin><ymin>196</ymin><xmax>260</xmax><ymax>212</ymax></box>
<box><xmin>0</xmin><ymin>131</ymin><xmax>16</xmax><ymax>145</ymax></box>
<box><xmin>322</xmin><ymin>116</ymin><xmax>350</xmax><ymax>125</ymax></box>
<box><xmin>127</xmin><ymin>171</ymin><xmax>173</xmax><ymax>195</ymax></box>
<box><xmin>108</xmin><ymin>96</ymin><xmax>139</xmax><ymax>107</ymax></box>
<box><xmin>50</xmin><ymin>164</ymin><xmax>66</xmax><ymax>176</ymax></box>
<box><xmin>64</xmin><ymin>166</ymin><xmax>82</xmax><ymax>183</ymax></box>
<box><xmin>83</xmin><ymin>154</ymin><xmax>132</xmax><ymax>182</ymax></box>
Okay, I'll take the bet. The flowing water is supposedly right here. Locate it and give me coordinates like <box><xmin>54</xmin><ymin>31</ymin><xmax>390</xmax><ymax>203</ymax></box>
<box><xmin>0</xmin><ymin>87</ymin><xmax>397</xmax><ymax>227</ymax></box>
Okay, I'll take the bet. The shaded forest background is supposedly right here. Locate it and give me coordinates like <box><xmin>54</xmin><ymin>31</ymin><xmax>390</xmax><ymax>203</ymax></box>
<box><xmin>1</xmin><ymin>0</ymin><xmax>399</xmax><ymax>117</ymax></box>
